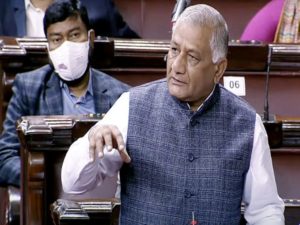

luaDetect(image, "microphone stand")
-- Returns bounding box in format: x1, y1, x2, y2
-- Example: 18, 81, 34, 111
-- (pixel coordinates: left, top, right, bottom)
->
262, 45, 282, 148
171, 0, 191, 25
263, 46, 272, 122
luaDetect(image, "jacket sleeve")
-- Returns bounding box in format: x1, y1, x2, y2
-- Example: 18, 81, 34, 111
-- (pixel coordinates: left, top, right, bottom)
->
0, 1, 19, 36
107, 0, 140, 38
84, 0, 140, 38
0, 75, 30, 187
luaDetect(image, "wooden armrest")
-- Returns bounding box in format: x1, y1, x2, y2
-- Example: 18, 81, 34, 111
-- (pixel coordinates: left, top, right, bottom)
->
50, 198, 120, 225
0, 186, 20, 225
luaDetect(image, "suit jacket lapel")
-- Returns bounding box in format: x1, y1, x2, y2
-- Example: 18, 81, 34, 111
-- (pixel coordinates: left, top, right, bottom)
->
44, 69, 111, 116
44, 72, 63, 115
91, 69, 110, 114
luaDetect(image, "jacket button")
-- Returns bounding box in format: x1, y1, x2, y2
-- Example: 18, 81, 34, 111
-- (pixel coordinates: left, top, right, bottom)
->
184, 190, 192, 198
188, 153, 195, 162
190, 119, 198, 126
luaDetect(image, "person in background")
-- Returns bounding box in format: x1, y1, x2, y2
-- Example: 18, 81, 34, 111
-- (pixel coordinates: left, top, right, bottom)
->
61, 4, 285, 225
0, 0, 139, 38
240, 0, 284, 42
0, 0, 130, 188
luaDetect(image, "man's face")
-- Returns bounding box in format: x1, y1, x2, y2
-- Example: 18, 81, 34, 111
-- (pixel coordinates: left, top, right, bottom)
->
47, 16, 89, 51
167, 22, 224, 110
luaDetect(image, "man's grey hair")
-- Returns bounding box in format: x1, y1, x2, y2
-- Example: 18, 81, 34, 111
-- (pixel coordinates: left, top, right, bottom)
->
174, 4, 229, 63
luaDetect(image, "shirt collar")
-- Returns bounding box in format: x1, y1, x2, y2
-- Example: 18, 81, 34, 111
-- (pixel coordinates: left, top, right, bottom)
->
59, 68, 94, 97
25, 0, 43, 11
187, 85, 216, 111
25, 0, 33, 9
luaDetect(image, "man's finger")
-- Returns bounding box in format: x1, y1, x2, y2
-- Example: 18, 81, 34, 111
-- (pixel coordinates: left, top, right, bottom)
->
95, 134, 104, 158
118, 145, 131, 163
108, 126, 131, 163
89, 139, 96, 161
88, 125, 104, 160
101, 127, 114, 151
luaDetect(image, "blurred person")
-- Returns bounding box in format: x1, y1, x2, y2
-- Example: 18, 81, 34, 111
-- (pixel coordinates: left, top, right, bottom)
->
240, 0, 285, 42
0, 0, 139, 38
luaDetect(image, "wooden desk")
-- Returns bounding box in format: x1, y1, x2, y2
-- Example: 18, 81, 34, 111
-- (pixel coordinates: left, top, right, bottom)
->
272, 148, 300, 199
50, 199, 120, 225
2, 37, 300, 126
17, 115, 119, 225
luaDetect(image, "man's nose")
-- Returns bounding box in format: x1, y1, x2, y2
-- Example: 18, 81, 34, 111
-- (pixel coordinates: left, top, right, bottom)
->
171, 53, 187, 74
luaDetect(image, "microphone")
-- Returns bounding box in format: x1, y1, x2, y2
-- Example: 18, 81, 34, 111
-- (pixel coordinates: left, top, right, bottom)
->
262, 45, 282, 148
164, 54, 168, 62
263, 46, 272, 122
171, 0, 191, 25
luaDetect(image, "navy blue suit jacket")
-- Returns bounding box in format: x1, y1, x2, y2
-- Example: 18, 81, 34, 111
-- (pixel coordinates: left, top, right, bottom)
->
0, 0, 139, 38
0, 65, 130, 186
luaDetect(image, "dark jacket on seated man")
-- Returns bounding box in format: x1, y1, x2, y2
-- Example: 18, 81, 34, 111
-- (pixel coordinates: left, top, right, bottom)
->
0, 0, 130, 187
0, 0, 139, 38
0, 65, 129, 187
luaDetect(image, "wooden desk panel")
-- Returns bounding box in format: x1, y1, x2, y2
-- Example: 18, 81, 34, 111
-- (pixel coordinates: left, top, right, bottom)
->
224, 72, 300, 116
3, 37, 300, 122
17, 115, 113, 225
272, 149, 300, 199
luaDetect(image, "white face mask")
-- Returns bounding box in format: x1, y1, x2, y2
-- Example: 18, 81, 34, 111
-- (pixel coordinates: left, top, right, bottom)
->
48, 40, 89, 81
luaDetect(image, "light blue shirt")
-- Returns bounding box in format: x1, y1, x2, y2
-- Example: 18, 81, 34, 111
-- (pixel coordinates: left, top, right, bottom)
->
61, 71, 95, 115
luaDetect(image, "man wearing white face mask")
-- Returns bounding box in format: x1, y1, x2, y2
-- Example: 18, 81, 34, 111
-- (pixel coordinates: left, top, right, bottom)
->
0, 0, 130, 195
48, 36, 90, 82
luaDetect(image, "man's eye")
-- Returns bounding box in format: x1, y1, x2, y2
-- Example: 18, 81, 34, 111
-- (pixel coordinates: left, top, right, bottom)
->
70, 33, 80, 39
51, 38, 61, 44
170, 47, 179, 57
188, 55, 200, 65
171, 47, 178, 53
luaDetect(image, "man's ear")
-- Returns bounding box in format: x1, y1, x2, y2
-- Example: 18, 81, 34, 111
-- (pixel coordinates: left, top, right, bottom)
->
88, 29, 95, 49
214, 58, 227, 83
